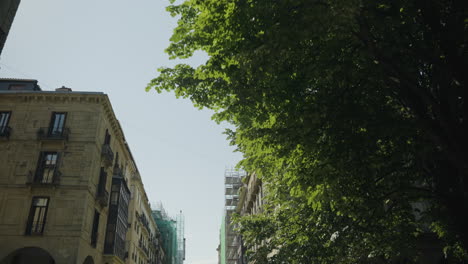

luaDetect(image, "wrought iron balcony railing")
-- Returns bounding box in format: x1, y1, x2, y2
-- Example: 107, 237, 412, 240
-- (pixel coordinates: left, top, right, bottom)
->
37, 127, 70, 140
0, 126, 11, 139
137, 212, 151, 235
138, 239, 150, 256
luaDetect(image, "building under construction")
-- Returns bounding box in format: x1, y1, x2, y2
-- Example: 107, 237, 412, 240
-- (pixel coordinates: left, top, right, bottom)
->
152, 203, 185, 264
219, 169, 245, 264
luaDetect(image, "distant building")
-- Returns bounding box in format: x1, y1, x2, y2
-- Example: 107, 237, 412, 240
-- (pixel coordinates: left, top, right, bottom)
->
0, 0, 21, 57
151, 204, 185, 264
232, 171, 444, 264
235, 172, 264, 264
0, 78, 163, 264
127, 170, 164, 264
219, 169, 244, 264
0, 78, 40, 91
217, 170, 264, 264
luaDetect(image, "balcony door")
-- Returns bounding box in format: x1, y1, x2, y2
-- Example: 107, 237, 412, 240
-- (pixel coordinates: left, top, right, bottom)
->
49, 112, 66, 136
0, 111, 11, 133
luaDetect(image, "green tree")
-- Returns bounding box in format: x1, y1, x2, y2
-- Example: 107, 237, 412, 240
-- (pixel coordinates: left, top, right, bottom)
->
147, 0, 467, 262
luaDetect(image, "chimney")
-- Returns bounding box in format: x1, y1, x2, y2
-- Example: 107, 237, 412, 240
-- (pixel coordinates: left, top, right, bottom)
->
55, 86, 72, 92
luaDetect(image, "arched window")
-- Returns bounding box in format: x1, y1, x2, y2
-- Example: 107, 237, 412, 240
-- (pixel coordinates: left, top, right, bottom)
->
1, 247, 55, 264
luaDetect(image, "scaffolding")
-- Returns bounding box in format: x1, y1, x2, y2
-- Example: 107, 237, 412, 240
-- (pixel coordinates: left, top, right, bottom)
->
152, 203, 185, 264
176, 211, 185, 264
220, 169, 245, 264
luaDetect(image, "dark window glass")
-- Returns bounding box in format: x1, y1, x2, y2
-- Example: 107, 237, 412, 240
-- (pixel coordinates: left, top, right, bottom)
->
114, 152, 119, 168
105, 222, 115, 245
35, 152, 59, 183
91, 210, 100, 247
104, 129, 111, 145
112, 185, 119, 192
49, 112, 67, 136
111, 192, 119, 205
106, 230, 114, 244
25, 197, 49, 235
0, 111, 11, 133
97, 167, 107, 194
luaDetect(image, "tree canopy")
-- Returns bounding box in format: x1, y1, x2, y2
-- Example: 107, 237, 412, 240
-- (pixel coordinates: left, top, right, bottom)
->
147, 0, 468, 262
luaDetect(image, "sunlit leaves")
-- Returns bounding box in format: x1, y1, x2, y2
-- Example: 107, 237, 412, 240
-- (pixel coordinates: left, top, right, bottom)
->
148, 0, 468, 262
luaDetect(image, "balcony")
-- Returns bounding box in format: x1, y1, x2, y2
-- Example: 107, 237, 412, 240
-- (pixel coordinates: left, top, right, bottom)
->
137, 212, 151, 234
101, 144, 114, 167
27, 170, 61, 186
96, 188, 109, 207
150, 235, 160, 248
37, 127, 70, 141
138, 239, 150, 256
0, 126, 11, 139
96, 170, 109, 207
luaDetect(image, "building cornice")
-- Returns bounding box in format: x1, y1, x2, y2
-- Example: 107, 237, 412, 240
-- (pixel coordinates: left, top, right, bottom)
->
0, 91, 139, 181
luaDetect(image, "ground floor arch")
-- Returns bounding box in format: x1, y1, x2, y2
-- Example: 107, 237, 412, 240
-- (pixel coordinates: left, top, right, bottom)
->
83, 256, 94, 264
0, 247, 55, 264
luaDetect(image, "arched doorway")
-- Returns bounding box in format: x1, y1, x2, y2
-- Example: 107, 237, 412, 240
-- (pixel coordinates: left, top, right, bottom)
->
83, 256, 94, 264
1, 247, 55, 264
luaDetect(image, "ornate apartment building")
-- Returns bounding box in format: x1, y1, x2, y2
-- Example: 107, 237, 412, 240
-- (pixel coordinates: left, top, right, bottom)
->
218, 171, 264, 264
235, 172, 264, 264
0, 79, 163, 264
127, 171, 164, 264
219, 170, 244, 264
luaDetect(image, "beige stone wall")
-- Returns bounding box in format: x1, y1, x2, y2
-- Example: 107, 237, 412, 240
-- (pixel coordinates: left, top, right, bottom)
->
0, 91, 134, 264
126, 171, 160, 264
238, 173, 263, 217
127, 176, 146, 264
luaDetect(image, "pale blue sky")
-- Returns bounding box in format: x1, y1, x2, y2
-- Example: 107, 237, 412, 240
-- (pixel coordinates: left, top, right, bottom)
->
0, 1, 242, 264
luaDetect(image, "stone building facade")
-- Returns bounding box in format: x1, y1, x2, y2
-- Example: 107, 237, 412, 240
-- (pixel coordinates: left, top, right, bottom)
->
219, 170, 244, 264
0, 79, 163, 264
234, 172, 264, 264
126, 171, 164, 264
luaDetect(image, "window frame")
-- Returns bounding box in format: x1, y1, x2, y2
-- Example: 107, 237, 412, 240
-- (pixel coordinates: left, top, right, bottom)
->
25, 197, 50, 235
110, 184, 119, 205
114, 152, 119, 168
91, 210, 100, 247
48, 112, 67, 137
97, 167, 108, 195
104, 129, 111, 145
0, 111, 11, 134
35, 151, 59, 184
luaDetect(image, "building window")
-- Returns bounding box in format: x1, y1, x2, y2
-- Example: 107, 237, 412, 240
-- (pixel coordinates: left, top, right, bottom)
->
25, 197, 49, 235
35, 152, 59, 183
110, 184, 119, 205
104, 129, 111, 145
114, 152, 119, 168
105, 224, 115, 245
48, 112, 67, 136
98, 167, 108, 194
91, 210, 100, 247
0, 111, 11, 134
